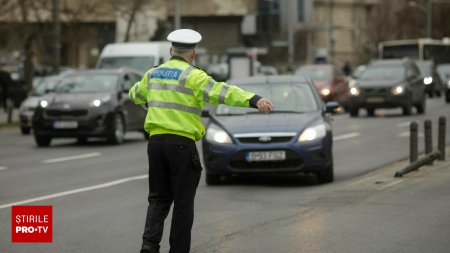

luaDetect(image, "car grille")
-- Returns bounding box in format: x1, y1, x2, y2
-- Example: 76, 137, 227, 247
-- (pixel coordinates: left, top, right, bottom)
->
229, 149, 302, 170
235, 133, 296, 144
362, 87, 388, 96
45, 109, 88, 118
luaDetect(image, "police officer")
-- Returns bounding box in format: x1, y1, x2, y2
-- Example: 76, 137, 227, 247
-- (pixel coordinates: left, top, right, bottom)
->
129, 29, 273, 253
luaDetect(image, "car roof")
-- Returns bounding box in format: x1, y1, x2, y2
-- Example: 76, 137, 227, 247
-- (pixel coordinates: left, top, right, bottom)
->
228, 75, 312, 86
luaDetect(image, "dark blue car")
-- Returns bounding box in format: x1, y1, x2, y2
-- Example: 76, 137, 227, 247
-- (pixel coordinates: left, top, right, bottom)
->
202, 75, 337, 185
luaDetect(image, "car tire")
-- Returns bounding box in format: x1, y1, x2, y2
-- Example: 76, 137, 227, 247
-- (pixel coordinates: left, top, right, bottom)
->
366, 108, 375, 117
20, 127, 30, 135
205, 174, 221, 185
402, 98, 412, 116
349, 107, 358, 117
77, 137, 88, 144
108, 113, 125, 144
316, 162, 334, 184
446, 92, 450, 103
35, 135, 51, 147
416, 96, 426, 114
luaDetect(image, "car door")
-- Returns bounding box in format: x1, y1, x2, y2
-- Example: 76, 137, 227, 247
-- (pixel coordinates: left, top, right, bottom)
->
121, 73, 145, 130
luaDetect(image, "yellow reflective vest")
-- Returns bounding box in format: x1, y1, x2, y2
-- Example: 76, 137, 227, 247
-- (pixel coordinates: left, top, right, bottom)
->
129, 56, 258, 141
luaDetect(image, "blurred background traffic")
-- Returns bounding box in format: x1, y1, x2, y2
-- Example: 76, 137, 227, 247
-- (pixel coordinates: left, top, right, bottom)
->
1, 0, 450, 128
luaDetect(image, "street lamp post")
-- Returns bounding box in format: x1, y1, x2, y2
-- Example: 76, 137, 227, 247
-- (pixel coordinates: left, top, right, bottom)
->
408, 0, 432, 38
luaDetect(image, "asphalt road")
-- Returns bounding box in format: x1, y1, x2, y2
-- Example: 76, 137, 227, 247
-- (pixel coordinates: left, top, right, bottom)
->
1, 97, 450, 252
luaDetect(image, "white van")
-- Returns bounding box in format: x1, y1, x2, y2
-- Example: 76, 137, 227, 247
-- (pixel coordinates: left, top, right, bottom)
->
96, 42, 171, 74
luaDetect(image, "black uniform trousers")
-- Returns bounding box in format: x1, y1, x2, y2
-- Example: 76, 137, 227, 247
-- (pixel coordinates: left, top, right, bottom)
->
142, 134, 201, 253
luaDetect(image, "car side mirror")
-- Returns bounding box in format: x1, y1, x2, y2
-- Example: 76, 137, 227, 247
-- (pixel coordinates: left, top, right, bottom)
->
325, 101, 340, 113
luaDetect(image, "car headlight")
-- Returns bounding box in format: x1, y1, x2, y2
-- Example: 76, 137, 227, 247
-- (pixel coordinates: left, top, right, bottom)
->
206, 123, 232, 144
298, 124, 326, 142
40, 100, 48, 108
320, 88, 331, 96
90, 95, 111, 107
447, 80, 450, 88
391, 84, 405, 96
350, 87, 360, 96
423, 76, 433, 85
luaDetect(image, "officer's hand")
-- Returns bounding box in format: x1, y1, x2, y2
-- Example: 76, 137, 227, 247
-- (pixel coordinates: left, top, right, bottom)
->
256, 98, 273, 113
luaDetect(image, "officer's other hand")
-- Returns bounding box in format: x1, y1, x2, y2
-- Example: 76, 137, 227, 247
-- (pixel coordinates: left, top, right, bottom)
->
256, 98, 273, 113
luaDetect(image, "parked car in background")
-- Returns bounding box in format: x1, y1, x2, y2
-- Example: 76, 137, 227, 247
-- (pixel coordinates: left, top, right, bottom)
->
19, 75, 65, 134
32, 69, 146, 147
347, 59, 425, 117
295, 64, 349, 109
437, 63, 450, 103
416, 60, 442, 97
202, 75, 338, 185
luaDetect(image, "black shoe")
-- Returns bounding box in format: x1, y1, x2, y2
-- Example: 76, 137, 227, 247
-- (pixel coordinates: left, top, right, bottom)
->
140, 245, 158, 253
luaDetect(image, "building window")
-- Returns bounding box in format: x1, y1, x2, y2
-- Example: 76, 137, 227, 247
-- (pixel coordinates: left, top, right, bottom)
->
298, 0, 305, 22
257, 0, 280, 35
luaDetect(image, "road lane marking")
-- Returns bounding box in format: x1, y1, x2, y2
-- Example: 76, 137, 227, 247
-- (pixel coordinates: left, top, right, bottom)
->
398, 131, 424, 138
0, 174, 148, 210
333, 132, 360, 141
42, 152, 101, 164
0, 166, 7, 171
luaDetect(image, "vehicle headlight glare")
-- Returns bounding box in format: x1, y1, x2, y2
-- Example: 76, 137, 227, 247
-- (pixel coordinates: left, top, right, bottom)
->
321, 88, 331, 96
299, 124, 326, 142
40, 100, 48, 108
423, 76, 433, 85
91, 99, 101, 107
350, 87, 360, 96
392, 85, 405, 96
206, 124, 232, 144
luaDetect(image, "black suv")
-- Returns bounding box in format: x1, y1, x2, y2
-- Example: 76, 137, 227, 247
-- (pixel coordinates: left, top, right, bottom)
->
348, 59, 425, 117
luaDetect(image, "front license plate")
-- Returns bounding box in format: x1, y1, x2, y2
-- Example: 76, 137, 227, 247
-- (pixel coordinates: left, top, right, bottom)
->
246, 151, 286, 162
366, 97, 385, 103
53, 121, 78, 129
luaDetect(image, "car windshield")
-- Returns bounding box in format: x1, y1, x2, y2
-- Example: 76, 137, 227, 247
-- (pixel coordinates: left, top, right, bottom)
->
55, 74, 119, 94
216, 82, 319, 115
416, 62, 432, 76
359, 65, 405, 81
295, 67, 332, 81
32, 77, 60, 96
98, 56, 155, 73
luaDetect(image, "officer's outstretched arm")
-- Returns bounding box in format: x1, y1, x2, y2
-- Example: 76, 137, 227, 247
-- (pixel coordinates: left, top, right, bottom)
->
129, 71, 150, 105
193, 70, 256, 108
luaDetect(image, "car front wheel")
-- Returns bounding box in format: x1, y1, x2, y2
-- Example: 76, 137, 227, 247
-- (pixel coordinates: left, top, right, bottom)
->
35, 135, 51, 147
108, 113, 125, 144
316, 162, 334, 184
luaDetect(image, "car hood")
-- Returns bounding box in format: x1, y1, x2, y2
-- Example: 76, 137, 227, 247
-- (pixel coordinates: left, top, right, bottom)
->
21, 96, 41, 108
356, 79, 403, 87
211, 112, 324, 136
41, 93, 113, 108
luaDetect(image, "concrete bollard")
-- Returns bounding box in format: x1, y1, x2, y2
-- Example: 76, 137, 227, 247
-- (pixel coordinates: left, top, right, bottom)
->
438, 117, 446, 161
410, 122, 418, 163
395, 150, 442, 177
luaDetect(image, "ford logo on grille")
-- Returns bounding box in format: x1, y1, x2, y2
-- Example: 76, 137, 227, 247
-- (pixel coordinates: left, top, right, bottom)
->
259, 136, 272, 142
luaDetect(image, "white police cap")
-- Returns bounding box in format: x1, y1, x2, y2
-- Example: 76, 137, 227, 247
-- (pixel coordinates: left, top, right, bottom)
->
167, 29, 202, 49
